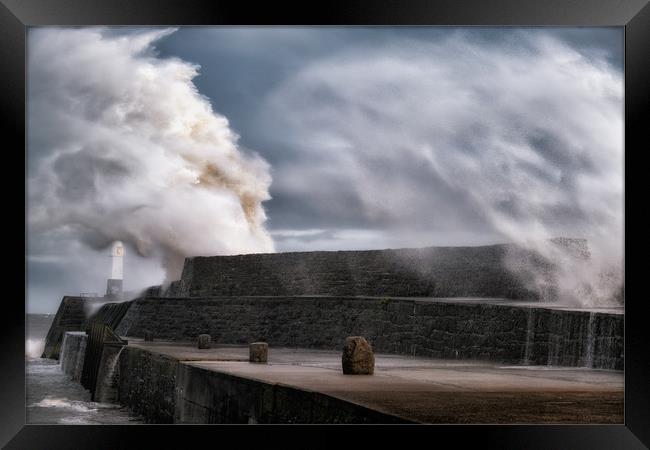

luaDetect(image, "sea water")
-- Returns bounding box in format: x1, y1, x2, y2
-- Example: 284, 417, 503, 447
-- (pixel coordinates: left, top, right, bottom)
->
26, 356, 143, 424
26, 314, 143, 424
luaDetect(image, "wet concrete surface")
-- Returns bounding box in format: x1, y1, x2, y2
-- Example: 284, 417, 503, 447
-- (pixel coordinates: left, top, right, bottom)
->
388, 297, 624, 315
126, 340, 623, 423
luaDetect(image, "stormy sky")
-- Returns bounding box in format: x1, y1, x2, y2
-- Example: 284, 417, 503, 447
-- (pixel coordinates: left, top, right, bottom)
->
26, 27, 623, 313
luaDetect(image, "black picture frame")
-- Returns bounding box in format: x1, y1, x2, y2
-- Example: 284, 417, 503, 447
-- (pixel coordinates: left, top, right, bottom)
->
4, 0, 648, 448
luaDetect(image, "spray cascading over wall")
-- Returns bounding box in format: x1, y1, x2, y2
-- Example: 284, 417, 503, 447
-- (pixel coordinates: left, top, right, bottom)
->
154, 240, 599, 302
265, 32, 623, 308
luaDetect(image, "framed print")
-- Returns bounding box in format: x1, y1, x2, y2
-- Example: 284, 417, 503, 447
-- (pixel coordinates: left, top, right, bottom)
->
3, 0, 649, 448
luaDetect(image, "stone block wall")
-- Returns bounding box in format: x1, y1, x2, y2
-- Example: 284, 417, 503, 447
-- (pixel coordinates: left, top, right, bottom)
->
175, 244, 564, 300
522, 308, 623, 369
117, 346, 178, 423
42, 297, 90, 359
59, 331, 87, 382
114, 346, 408, 424
115, 296, 623, 370
174, 363, 409, 424
42, 296, 126, 360
84, 301, 134, 330
95, 343, 127, 404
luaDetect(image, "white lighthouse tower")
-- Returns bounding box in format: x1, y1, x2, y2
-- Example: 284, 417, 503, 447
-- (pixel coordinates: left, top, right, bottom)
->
105, 240, 124, 298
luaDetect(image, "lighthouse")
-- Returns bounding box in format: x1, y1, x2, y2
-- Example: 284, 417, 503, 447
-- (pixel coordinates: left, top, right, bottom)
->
105, 241, 124, 298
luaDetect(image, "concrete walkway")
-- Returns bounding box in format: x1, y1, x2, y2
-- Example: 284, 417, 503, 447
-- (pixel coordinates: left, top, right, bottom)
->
126, 340, 623, 423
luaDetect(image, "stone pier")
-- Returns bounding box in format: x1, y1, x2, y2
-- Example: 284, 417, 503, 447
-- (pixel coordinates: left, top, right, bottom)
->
110, 341, 623, 424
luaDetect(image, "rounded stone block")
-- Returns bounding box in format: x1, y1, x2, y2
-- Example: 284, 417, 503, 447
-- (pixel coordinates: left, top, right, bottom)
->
144, 330, 154, 342
197, 334, 211, 349
249, 342, 268, 363
342, 336, 375, 375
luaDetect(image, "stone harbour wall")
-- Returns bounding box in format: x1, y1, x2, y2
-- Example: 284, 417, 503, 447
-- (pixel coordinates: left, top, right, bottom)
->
42, 296, 126, 360
84, 301, 133, 330
59, 331, 87, 382
117, 346, 178, 423
42, 297, 90, 359
174, 243, 570, 300
112, 346, 407, 424
115, 296, 623, 370
174, 363, 408, 424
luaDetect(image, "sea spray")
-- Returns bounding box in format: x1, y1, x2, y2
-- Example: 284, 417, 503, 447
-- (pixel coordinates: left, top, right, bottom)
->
26, 338, 45, 359
265, 31, 623, 307
59, 333, 69, 366
28, 28, 275, 282
523, 308, 535, 365
96, 345, 127, 403
584, 312, 597, 368
27, 358, 142, 424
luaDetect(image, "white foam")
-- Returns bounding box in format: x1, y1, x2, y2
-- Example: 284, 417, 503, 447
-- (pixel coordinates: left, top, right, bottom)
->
26, 338, 45, 358
31, 397, 98, 413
